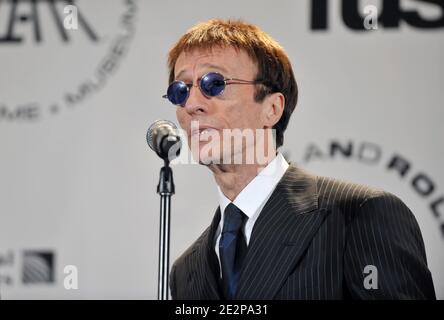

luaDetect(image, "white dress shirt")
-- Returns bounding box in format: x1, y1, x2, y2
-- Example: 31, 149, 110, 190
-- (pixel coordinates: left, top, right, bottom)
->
214, 152, 289, 276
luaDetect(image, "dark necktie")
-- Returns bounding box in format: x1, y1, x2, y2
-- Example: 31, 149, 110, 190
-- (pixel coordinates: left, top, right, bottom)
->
219, 203, 248, 299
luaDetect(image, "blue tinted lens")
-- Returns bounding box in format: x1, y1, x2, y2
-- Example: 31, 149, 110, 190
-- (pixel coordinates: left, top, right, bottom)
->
167, 81, 189, 105
200, 73, 226, 97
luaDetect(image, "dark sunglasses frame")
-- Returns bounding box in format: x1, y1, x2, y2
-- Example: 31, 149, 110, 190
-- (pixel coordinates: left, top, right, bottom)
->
162, 72, 267, 106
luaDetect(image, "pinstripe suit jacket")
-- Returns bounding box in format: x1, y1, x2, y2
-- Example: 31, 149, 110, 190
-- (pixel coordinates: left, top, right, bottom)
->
170, 165, 436, 300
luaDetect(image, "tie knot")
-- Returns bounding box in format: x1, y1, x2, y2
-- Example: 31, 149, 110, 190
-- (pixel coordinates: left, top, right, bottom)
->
222, 203, 246, 234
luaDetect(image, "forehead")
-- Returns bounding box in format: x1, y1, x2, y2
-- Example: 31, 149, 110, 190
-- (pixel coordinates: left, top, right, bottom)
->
174, 46, 257, 78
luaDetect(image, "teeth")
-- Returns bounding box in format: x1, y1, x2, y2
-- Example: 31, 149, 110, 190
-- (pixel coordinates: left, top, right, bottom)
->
200, 129, 211, 135
191, 128, 216, 138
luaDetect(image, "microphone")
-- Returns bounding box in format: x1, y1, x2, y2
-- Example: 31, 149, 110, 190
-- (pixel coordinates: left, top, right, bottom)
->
147, 120, 180, 300
146, 120, 181, 162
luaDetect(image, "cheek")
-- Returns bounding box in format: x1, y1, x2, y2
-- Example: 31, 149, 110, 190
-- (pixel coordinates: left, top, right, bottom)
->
176, 108, 188, 128
226, 89, 263, 128
226, 102, 262, 129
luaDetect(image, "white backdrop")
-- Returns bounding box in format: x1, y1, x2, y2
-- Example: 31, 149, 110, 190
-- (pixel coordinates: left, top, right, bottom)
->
0, 0, 443, 299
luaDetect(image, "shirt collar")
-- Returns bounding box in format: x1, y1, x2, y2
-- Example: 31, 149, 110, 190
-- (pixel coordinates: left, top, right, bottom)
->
217, 152, 289, 219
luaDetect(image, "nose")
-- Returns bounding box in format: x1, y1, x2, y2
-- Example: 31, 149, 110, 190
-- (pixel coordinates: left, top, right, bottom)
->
183, 83, 209, 116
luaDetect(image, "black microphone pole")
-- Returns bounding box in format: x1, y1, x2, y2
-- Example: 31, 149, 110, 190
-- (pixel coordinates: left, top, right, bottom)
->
147, 120, 181, 300
157, 158, 174, 300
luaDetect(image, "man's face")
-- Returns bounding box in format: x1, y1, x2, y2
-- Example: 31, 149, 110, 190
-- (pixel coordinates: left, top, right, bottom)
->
174, 46, 269, 165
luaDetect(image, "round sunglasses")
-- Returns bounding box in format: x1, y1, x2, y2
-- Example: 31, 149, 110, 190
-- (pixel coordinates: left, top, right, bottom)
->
162, 72, 266, 106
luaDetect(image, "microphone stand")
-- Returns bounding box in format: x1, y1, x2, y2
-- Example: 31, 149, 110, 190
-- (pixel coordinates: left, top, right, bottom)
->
157, 159, 174, 300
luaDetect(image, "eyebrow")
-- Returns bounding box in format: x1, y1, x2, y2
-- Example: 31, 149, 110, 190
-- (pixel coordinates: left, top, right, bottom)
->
175, 64, 229, 80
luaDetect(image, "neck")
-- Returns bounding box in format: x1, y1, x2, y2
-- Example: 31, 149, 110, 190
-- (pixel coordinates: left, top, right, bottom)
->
208, 151, 277, 201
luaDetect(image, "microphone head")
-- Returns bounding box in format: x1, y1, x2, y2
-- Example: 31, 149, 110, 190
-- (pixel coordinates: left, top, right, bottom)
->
146, 120, 181, 161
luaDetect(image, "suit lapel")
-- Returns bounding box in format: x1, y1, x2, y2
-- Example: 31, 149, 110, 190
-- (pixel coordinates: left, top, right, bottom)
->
236, 165, 329, 299
189, 207, 222, 299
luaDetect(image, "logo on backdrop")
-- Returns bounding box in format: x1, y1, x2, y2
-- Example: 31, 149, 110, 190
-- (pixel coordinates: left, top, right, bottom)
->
0, 0, 137, 122
286, 139, 444, 239
22, 250, 55, 284
0, 249, 80, 295
310, 0, 444, 30
0, 249, 55, 287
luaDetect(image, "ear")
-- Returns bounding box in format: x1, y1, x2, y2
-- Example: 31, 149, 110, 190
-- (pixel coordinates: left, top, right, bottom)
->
261, 92, 285, 128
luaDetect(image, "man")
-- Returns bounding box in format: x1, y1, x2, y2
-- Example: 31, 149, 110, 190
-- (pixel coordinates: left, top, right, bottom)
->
164, 19, 436, 299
